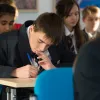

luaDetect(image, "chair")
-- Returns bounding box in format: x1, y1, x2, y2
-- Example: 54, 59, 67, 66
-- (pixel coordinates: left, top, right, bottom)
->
34, 67, 74, 100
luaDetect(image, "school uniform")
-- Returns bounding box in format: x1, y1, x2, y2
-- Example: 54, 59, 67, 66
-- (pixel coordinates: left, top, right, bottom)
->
0, 20, 75, 100
74, 37, 100, 100
64, 26, 78, 54
82, 28, 100, 42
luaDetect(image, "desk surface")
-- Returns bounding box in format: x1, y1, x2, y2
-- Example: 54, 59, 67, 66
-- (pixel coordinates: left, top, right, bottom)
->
0, 78, 36, 88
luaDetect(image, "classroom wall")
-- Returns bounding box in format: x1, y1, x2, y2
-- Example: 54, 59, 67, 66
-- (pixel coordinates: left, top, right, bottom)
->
16, 0, 100, 31
15, 0, 85, 29
15, 0, 53, 24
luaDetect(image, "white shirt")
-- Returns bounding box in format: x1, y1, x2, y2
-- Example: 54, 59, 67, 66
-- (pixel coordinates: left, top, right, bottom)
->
65, 26, 77, 54
85, 29, 97, 39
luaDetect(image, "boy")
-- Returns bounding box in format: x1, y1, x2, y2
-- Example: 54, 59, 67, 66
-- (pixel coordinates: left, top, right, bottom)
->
82, 6, 100, 41
0, 12, 66, 100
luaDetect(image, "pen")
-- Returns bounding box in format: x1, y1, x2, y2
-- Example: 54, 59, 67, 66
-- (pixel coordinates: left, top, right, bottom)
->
27, 53, 40, 69
27, 53, 33, 65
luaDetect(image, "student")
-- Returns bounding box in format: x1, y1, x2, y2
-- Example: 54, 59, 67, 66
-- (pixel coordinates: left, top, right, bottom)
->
0, 0, 21, 30
0, 12, 69, 100
56, 0, 84, 55
82, 6, 100, 42
74, 36, 100, 100
0, 0, 18, 17
0, 4, 15, 34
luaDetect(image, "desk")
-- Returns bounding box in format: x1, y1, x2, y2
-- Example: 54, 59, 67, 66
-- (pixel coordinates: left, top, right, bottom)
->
0, 78, 36, 100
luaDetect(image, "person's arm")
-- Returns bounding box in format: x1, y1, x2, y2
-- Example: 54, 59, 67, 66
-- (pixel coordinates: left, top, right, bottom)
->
0, 35, 17, 78
11, 65, 38, 78
56, 42, 76, 67
0, 48, 38, 78
74, 42, 100, 100
0, 34, 38, 78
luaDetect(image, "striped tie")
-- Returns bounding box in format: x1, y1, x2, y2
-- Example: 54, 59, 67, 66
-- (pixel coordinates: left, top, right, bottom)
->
67, 35, 74, 53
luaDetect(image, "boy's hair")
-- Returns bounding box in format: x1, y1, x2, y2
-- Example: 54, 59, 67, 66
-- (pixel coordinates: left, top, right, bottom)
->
56, 0, 79, 18
82, 6, 100, 19
0, 4, 15, 17
34, 12, 65, 45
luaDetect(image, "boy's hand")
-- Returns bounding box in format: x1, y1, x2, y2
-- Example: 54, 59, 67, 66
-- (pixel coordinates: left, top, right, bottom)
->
11, 64, 38, 78
35, 51, 55, 70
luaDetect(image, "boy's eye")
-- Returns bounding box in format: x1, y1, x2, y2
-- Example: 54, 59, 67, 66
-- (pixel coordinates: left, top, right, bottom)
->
9, 21, 14, 26
88, 18, 93, 21
38, 40, 43, 43
38, 41, 42, 43
68, 14, 72, 16
1, 22, 7, 25
95, 18, 100, 21
75, 12, 79, 16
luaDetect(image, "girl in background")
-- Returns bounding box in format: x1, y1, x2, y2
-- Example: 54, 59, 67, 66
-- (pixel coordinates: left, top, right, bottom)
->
56, 0, 84, 54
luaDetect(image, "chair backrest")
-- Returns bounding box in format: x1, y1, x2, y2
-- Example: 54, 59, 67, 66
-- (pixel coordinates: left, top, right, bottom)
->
34, 67, 74, 100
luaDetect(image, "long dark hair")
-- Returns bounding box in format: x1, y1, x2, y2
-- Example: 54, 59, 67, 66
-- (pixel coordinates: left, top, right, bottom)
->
56, 0, 84, 49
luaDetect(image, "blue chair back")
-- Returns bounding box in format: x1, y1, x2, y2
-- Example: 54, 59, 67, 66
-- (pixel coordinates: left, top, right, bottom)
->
34, 67, 74, 100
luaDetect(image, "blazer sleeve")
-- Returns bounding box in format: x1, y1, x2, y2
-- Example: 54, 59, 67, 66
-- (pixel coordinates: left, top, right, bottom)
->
0, 34, 16, 78
74, 42, 100, 100
56, 41, 76, 67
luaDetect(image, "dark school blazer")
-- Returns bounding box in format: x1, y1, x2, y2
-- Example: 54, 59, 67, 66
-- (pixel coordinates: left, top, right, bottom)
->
0, 20, 75, 100
74, 37, 100, 100
0, 20, 75, 78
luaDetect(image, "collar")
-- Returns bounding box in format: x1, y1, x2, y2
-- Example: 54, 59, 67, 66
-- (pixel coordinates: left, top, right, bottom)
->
18, 23, 32, 65
64, 25, 74, 36
27, 25, 31, 38
85, 29, 97, 38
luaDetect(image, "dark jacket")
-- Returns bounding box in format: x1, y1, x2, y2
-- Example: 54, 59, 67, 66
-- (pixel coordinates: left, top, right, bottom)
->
0, 20, 75, 78
82, 29, 100, 42
74, 37, 100, 100
0, 20, 75, 100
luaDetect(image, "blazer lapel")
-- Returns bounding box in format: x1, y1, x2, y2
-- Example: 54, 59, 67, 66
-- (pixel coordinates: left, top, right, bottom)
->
83, 29, 89, 41
17, 23, 32, 66
48, 45, 60, 65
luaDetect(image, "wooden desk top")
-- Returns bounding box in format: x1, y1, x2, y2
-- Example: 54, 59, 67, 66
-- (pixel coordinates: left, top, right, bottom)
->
0, 78, 36, 88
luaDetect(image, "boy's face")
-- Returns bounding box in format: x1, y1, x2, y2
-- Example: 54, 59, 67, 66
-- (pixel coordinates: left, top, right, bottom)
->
29, 25, 53, 53
83, 13, 100, 32
64, 4, 79, 30
0, 15, 14, 34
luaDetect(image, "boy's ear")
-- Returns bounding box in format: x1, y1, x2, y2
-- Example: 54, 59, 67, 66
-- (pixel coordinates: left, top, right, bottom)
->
30, 25, 34, 32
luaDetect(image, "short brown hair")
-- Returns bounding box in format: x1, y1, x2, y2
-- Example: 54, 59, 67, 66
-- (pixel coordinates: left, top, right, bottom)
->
34, 12, 65, 45
82, 6, 100, 19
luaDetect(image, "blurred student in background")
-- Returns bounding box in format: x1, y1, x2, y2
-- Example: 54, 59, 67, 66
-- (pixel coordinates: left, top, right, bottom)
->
82, 6, 100, 42
55, 0, 85, 66
74, 28, 100, 100
0, 0, 22, 30
0, 4, 15, 34
56, 0, 84, 55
